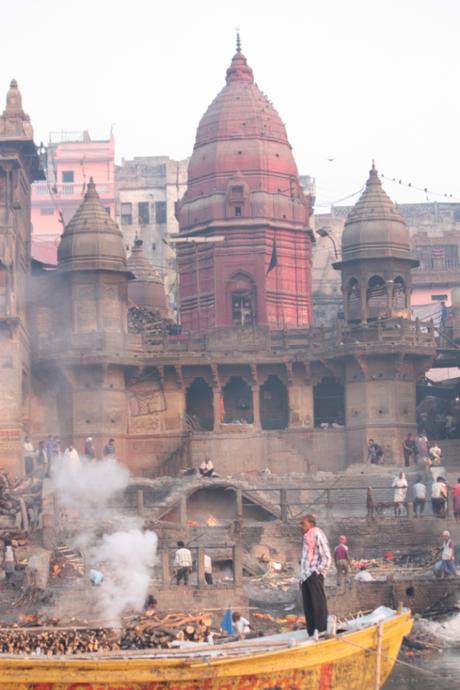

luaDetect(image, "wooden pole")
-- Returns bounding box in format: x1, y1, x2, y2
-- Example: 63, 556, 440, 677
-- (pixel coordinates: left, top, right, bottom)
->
280, 488, 288, 523
374, 621, 383, 690
197, 545, 205, 587
161, 550, 170, 584
179, 494, 187, 526
137, 489, 144, 516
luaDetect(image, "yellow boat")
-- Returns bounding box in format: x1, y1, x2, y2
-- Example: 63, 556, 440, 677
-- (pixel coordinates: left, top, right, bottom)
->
0, 607, 412, 690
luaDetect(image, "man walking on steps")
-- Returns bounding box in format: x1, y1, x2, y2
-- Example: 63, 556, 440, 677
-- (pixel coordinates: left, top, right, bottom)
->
299, 514, 331, 636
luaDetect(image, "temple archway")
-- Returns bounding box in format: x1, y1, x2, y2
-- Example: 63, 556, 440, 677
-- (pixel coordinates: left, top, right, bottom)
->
367, 275, 387, 320
223, 376, 253, 424
186, 378, 214, 431
227, 273, 256, 326
393, 276, 407, 310
260, 375, 289, 430
313, 377, 345, 427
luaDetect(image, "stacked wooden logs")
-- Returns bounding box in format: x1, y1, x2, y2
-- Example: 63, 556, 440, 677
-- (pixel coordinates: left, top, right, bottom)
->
0, 614, 220, 655
0, 628, 120, 656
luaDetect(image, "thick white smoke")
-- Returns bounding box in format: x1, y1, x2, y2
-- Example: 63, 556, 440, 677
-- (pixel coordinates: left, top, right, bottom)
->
90, 529, 158, 626
51, 455, 157, 625
418, 613, 460, 646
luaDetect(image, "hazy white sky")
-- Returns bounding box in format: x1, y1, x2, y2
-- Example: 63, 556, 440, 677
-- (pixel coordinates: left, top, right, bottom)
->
2, 0, 460, 208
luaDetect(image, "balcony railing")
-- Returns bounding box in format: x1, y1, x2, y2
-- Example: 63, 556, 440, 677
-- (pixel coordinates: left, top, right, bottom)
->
32, 182, 114, 197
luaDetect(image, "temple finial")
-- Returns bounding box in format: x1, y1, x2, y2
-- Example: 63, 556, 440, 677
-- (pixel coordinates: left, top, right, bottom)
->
371, 159, 376, 171
236, 29, 241, 53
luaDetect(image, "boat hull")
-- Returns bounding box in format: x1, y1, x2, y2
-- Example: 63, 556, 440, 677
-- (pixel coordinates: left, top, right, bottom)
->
0, 610, 412, 690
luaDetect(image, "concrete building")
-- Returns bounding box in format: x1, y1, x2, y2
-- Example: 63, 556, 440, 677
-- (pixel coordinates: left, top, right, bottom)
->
30, 130, 115, 260
115, 156, 188, 310
0, 43, 436, 476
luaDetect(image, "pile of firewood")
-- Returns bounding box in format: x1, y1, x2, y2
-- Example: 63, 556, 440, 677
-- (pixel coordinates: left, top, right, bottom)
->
0, 627, 120, 656
120, 613, 216, 650
0, 613, 220, 655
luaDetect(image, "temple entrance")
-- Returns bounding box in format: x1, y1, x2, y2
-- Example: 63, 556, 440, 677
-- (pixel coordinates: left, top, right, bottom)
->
186, 378, 214, 431
223, 376, 253, 424
313, 377, 345, 427
260, 375, 289, 430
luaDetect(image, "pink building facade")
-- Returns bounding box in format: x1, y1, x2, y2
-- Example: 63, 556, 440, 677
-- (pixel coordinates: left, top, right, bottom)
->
31, 131, 115, 261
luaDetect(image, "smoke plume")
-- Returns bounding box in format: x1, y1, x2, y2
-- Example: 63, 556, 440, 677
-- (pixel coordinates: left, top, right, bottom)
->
51, 455, 157, 625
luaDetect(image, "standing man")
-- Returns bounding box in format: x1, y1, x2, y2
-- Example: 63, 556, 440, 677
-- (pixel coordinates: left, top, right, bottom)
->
412, 477, 427, 517
103, 438, 116, 457
431, 477, 445, 517
392, 472, 408, 517
415, 432, 428, 464
402, 433, 416, 467
204, 553, 213, 585
367, 439, 383, 465
334, 535, 350, 588
174, 541, 193, 585
63, 444, 81, 474
440, 531, 457, 578
299, 514, 331, 636
23, 436, 35, 476
84, 437, 95, 460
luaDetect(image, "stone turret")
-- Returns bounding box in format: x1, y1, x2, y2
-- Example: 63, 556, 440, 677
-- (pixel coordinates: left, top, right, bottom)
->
54, 178, 130, 457
334, 163, 418, 323
57, 178, 129, 348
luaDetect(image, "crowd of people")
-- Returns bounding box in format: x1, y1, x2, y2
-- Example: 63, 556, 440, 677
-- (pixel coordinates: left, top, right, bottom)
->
389, 472, 460, 519
21, 436, 117, 476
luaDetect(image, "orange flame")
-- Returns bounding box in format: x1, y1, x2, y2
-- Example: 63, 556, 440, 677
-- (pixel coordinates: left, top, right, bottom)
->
206, 514, 218, 527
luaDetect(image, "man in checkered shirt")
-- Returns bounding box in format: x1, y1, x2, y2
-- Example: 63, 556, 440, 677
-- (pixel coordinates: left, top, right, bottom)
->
299, 514, 332, 636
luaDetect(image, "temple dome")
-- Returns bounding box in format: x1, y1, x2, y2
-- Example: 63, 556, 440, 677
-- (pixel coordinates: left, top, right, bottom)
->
127, 239, 169, 315
341, 164, 416, 264
177, 41, 311, 232
127, 239, 163, 284
58, 178, 128, 273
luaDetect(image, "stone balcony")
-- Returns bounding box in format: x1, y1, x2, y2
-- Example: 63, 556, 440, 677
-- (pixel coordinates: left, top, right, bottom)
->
32, 318, 436, 366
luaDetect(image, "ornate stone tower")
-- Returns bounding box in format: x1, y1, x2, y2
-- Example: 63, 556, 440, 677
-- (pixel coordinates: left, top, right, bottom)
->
176, 38, 313, 331
56, 178, 130, 455
336, 163, 418, 324
334, 164, 434, 464
0, 80, 43, 470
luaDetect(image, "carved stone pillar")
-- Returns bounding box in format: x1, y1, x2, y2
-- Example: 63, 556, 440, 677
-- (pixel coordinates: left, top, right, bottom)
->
251, 385, 261, 428
212, 387, 221, 431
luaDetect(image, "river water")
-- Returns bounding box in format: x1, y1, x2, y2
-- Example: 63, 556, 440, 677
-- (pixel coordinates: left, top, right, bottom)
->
384, 612, 460, 690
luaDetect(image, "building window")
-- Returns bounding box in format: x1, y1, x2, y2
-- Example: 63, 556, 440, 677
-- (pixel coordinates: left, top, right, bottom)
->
416, 245, 459, 270
40, 208, 54, 216
62, 171, 74, 183
121, 202, 133, 225
235, 206, 242, 217
138, 201, 150, 225
431, 294, 448, 301
232, 291, 254, 326
155, 201, 167, 224
105, 207, 111, 216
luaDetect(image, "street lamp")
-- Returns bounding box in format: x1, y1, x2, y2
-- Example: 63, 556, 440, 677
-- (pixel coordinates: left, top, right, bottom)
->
316, 226, 339, 259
